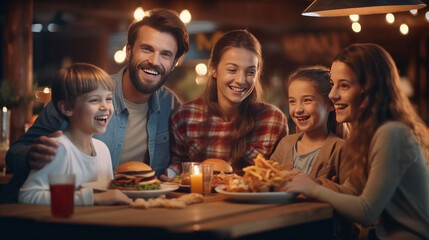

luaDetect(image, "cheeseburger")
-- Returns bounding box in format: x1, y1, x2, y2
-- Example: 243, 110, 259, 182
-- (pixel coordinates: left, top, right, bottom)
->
110, 161, 161, 190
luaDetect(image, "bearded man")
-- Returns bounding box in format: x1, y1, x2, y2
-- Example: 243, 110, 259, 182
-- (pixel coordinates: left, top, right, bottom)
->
1, 9, 189, 203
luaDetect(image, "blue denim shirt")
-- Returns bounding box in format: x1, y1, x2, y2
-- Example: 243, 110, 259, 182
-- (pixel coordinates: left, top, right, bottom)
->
2, 67, 179, 203
96, 67, 180, 175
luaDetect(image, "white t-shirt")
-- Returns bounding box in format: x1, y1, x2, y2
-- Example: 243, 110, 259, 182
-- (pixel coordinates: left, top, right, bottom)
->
18, 135, 113, 205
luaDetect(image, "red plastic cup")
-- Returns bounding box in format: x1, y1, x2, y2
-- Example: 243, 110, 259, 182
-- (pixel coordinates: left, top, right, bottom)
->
49, 174, 75, 218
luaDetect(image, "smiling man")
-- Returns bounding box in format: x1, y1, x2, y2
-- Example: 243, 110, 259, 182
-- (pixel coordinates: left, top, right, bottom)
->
1, 9, 189, 203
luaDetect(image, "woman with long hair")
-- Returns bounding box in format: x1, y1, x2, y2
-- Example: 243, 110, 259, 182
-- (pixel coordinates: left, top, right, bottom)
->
168, 29, 288, 175
284, 43, 429, 239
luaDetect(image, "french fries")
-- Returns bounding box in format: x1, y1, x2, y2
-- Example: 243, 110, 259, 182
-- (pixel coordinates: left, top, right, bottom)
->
226, 154, 297, 192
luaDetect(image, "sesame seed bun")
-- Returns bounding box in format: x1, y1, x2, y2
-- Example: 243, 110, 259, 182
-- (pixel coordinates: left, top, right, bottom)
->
115, 161, 152, 174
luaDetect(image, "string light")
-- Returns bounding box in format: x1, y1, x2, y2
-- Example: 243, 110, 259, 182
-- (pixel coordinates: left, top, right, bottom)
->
114, 50, 126, 64
349, 14, 359, 22
386, 13, 395, 24
425, 11, 429, 22
195, 63, 208, 85
351, 22, 361, 33
195, 63, 208, 76
400, 23, 409, 35
134, 7, 144, 21
180, 9, 192, 24
410, 9, 418, 15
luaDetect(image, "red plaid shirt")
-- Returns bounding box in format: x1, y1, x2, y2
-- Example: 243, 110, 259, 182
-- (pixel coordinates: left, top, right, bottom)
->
169, 98, 288, 174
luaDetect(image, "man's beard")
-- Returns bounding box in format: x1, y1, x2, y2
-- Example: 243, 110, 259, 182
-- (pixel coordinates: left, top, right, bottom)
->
128, 54, 171, 94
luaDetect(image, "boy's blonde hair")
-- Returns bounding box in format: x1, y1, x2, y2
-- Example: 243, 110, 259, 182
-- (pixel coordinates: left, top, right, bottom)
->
51, 63, 114, 119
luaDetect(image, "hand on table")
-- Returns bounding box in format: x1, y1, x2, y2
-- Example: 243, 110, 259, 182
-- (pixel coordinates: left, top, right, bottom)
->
28, 131, 62, 169
283, 172, 321, 198
94, 189, 131, 205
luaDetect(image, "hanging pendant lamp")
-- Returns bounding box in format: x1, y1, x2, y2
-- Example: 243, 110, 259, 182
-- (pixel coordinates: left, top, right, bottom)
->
302, 0, 427, 17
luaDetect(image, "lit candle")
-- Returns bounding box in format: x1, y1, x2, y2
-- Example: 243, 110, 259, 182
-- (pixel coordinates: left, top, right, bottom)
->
190, 165, 203, 194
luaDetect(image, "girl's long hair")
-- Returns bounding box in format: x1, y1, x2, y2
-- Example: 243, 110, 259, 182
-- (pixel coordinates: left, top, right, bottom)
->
336, 43, 429, 191
202, 29, 263, 169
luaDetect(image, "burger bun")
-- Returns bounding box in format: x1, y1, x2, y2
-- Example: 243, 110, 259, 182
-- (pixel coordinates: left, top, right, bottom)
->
202, 158, 233, 174
115, 161, 152, 174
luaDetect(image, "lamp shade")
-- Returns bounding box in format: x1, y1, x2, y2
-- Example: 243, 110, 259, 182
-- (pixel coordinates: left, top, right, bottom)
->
302, 0, 427, 17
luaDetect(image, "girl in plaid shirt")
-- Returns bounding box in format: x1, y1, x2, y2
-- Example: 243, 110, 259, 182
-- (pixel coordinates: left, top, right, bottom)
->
168, 29, 288, 176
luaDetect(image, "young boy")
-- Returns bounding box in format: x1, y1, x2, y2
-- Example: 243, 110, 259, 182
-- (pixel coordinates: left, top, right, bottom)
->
19, 63, 130, 205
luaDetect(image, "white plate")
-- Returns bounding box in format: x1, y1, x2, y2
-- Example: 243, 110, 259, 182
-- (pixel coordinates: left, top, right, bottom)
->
81, 180, 179, 199
215, 185, 297, 203
122, 184, 179, 199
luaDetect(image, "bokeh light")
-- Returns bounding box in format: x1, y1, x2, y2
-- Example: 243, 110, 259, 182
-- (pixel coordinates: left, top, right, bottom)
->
180, 9, 192, 24
134, 7, 144, 21
195, 63, 208, 76
386, 13, 395, 24
349, 14, 359, 22
400, 23, 409, 35
351, 22, 361, 33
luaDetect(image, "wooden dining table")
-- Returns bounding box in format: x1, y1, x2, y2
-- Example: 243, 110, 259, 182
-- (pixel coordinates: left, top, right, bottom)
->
0, 191, 334, 240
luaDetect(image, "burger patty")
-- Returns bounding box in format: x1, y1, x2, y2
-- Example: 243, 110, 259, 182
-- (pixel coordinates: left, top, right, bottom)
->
110, 176, 161, 190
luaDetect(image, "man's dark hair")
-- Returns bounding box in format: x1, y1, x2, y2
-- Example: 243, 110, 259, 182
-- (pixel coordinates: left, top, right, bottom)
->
127, 8, 190, 60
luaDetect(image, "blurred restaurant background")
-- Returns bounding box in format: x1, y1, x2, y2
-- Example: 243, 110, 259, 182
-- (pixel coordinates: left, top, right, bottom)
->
1, 0, 429, 148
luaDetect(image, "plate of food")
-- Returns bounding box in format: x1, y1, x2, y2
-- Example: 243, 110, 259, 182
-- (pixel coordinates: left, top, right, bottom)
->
82, 161, 179, 198
121, 184, 179, 198
83, 180, 179, 198
214, 154, 298, 203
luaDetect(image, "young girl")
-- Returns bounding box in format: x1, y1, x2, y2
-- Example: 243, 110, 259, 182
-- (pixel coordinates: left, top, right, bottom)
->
285, 43, 429, 239
168, 29, 288, 176
19, 63, 130, 205
271, 66, 355, 194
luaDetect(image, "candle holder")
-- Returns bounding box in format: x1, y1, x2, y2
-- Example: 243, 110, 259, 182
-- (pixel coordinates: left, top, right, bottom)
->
181, 162, 198, 186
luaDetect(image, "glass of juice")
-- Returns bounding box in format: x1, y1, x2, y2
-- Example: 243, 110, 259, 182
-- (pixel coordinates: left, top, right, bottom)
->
202, 164, 214, 195
48, 174, 75, 218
